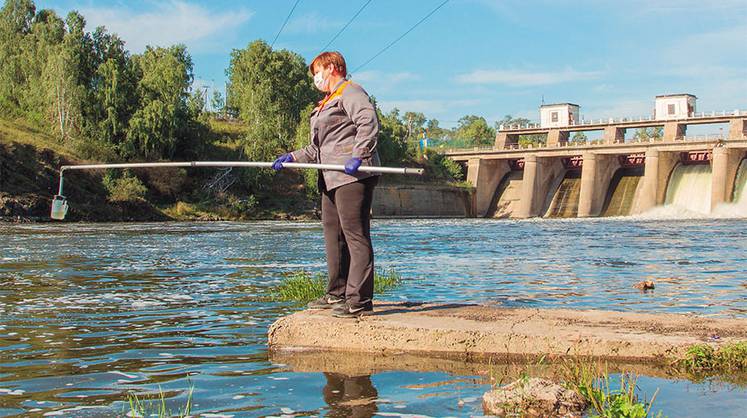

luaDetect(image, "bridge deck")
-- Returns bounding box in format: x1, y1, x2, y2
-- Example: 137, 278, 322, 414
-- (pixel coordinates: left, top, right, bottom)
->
444, 138, 747, 161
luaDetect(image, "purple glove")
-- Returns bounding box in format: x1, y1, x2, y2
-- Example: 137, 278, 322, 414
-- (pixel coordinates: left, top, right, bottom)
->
272, 153, 294, 170
344, 157, 362, 175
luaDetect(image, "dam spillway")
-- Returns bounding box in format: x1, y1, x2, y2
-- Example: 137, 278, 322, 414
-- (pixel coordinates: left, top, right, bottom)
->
664, 163, 713, 215
733, 159, 747, 205
545, 170, 582, 218
489, 171, 523, 218
601, 166, 644, 217
452, 143, 747, 219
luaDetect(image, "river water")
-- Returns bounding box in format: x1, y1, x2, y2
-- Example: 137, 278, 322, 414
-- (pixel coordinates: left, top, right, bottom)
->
1, 219, 746, 417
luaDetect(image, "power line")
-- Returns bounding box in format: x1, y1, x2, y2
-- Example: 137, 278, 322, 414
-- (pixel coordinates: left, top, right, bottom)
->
319, 0, 374, 53
270, 0, 303, 48
351, 0, 449, 74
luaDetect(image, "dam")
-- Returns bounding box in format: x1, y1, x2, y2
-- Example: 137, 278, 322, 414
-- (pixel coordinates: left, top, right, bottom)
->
445, 94, 747, 218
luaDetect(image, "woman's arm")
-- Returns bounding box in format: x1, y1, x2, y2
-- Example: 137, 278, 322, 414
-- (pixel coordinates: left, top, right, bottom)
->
341, 84, 379, 159
290, 141, 319, 163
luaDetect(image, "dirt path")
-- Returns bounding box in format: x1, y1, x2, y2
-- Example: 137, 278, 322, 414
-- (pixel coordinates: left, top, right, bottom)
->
268, 302, 747, 362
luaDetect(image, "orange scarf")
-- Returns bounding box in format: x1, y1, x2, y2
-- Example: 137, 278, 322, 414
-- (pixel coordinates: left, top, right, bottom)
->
317, 80, 351, 111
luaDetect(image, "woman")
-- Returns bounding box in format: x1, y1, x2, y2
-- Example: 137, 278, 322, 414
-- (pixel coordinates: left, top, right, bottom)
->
273, 51, 381, 318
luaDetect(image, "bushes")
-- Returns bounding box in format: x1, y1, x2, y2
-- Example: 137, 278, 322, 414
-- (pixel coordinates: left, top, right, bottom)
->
103, 171, 146, 202
425, 150, 465, 182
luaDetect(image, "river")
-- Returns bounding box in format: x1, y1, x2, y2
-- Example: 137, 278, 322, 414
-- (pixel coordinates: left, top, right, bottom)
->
1, 219, 746, 417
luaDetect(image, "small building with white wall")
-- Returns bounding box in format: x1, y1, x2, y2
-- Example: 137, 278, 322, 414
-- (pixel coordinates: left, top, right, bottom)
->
655, 94, 696, 120
540, 103, 580, 128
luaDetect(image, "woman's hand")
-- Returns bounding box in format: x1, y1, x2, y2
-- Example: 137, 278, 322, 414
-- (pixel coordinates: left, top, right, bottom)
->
344, 157, 362, 174
272, 153, 294, 170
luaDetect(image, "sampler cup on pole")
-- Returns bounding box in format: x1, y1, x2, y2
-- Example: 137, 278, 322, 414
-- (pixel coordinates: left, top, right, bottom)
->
50, 195, 68, 220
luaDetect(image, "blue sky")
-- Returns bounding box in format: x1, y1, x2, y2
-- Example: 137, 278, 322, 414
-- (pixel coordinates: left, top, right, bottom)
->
39, 0, 747, 130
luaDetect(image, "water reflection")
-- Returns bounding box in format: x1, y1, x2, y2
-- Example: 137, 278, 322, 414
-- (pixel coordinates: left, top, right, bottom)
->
323, 373, 378, 418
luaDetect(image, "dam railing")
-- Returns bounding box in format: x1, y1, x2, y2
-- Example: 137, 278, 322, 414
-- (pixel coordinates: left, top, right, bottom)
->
441, 134, 747, 155
498, 109, 747, 131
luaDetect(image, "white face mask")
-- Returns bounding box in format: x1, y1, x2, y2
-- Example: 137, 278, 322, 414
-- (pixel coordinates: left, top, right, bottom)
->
313, 68, 328, 91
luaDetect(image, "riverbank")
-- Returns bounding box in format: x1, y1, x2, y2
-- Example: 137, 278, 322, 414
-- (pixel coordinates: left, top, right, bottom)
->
268, 302, 747, 363
1, 118, 472, 222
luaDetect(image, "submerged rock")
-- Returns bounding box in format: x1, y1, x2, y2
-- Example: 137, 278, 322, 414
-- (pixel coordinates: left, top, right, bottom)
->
634, 280, 656, 291
482, 377, 587, 418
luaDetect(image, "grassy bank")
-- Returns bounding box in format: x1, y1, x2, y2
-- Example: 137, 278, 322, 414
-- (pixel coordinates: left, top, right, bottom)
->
0, 117, 316, 222
675, 341, 747, 374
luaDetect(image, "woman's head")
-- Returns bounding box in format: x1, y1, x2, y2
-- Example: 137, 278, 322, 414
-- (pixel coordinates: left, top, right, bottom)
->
310, 51, 347, 92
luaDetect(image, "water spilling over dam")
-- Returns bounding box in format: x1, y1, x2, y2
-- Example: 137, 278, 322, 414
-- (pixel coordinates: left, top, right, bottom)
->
664, 163, 713, 214
545, 170, 581, 218
602, 167, 644, 217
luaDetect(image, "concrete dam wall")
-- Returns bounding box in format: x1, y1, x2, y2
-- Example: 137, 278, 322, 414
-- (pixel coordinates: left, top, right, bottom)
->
372, 183, 473, 218
461, 145, 747, 219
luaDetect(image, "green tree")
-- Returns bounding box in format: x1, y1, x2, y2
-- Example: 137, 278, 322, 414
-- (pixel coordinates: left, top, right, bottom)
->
226, 40, 317, 189
377, 107, 411, 164
211, 90, 225, 116
425, 118, 451, 140
570, 131, 588, 144
226, 40, 317, 161
0, 0, 37, 112
633, 127, 662, 141
41, 11, 95, 141
89, 26, 138, 147
455, 115, 495, 146
125, 45, 195, 159
496, 114, 546, 147
403, 111, 426, 140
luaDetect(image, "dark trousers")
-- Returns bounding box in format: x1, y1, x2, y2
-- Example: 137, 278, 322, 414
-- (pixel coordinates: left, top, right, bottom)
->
321, 175, 378, 308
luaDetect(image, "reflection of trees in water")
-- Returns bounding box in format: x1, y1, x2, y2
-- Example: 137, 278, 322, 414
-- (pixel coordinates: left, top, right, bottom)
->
323, 373, 378, 418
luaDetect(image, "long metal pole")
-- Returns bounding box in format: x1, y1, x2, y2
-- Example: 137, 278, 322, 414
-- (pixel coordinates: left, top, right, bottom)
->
56, 161, 424, 196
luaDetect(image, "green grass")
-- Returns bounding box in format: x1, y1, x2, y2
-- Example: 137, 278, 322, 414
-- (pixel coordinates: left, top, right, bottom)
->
676, 341, 747, 374
126, 384, 193, 418
272, 270, 402, 303
560, 359, 663, 418
208, 118, 249, 139
0, 118, 74, 157
574, 372, 661, 418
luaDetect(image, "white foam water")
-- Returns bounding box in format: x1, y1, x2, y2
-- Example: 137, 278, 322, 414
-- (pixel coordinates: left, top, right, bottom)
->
664, 163, 712, 215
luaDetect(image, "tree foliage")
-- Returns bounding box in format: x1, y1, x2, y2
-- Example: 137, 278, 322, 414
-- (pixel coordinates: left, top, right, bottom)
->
454, 115, 495, 146
226, 40, 318, 190
227, 40, 317, 162
0, 0, 206, 161
633, 127, 663, 140
496, 114, 546, 147
125, 45, 196, 159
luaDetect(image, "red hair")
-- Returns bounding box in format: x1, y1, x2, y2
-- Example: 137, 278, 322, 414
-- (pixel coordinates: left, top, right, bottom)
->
309, 51, 347, 77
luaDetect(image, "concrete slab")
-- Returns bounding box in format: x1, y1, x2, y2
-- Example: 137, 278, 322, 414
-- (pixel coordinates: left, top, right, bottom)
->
268, 302, 747, 363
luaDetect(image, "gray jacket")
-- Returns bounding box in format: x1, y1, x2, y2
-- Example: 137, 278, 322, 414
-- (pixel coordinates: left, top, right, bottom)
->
291, 80, 381, 191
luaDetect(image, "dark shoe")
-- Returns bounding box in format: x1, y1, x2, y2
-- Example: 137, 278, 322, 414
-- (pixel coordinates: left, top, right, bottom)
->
307, 294, 344, 310
332, 302, 373, 318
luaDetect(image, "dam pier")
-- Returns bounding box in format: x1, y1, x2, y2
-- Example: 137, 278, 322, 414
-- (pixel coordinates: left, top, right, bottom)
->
445, 94, 747, 218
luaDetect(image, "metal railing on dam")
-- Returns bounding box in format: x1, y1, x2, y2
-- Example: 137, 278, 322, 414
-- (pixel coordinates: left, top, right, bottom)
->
497, 109, 747, 132
443, 134, 747, 159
